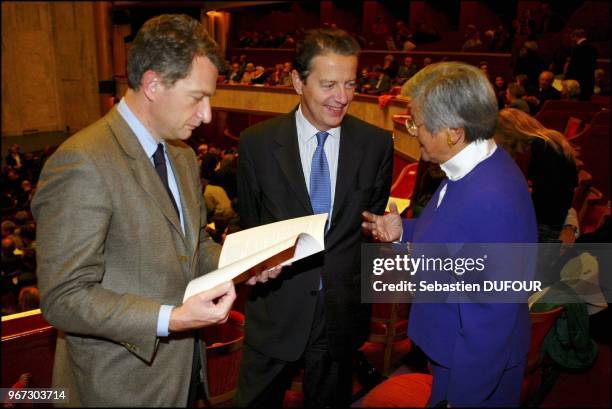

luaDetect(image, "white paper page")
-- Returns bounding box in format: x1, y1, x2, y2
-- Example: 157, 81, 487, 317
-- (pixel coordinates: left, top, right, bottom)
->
183, 214, 327, 301
184, 236, 297, 301
218, 213, 327, 267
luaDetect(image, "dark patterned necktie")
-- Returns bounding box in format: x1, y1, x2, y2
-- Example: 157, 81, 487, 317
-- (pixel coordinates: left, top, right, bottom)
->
153, 143, 180, 218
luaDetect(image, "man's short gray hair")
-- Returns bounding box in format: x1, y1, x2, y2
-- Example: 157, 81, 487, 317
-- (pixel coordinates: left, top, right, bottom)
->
402, 61, 499, 142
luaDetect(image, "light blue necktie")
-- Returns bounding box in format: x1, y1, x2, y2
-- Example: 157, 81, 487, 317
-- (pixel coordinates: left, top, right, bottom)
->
310, 131, 331, 290
310, 131, 331, 219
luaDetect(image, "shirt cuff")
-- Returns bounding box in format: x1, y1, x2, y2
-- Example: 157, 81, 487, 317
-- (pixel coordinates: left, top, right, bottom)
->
157, 304, 174, 337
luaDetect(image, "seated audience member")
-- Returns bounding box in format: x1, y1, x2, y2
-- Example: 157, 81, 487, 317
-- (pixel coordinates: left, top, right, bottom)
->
201, 150, 220, 183
279, 61, 293, 86
4, 168, 21, 193
461, 24, 483, 51
238, 54, 248, 73
525, 70, 561, 114
514, 73, 530, 90
16, 180, 33, 209
5, 144, 23, 170
240, 63, 256, 84
494, 76, 508, 109
366, 66, 392, 95
266, 63, 283, 86
491, 25, 511, 52
478, 61, 490, 80
505, 83, 530, 114
203, 181, 238, 244
561, 79, 581, 100
395, 56, 418, 85
356, 67, 375, 93
482, 29, 496, 51
279, 34, 296, 49
213, 152, 238, 201
495, 108, 578, 243
227, 62, 243, 84
197, 143, 209, 157
1, 220, 17, 239
594, 68, 611, 96
400, 59, 432, 97
382, 54, 398, 79
250, 66, 269, 85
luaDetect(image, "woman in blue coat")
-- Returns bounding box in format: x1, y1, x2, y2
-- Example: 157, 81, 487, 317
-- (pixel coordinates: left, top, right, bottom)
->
363, 61, 537, 407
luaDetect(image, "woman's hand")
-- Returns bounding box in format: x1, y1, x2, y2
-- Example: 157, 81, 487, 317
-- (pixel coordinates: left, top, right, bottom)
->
361, 201, 403, 242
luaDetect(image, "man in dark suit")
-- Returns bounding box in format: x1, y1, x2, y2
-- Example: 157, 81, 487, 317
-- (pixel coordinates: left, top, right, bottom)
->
565, 28, 598, 101
236, 28, 393, 407
32, 15, 237, 406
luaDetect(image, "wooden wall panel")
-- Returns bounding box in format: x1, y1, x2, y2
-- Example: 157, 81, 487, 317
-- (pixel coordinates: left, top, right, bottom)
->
51, 2, 100, 134
2, 2, 62, 135
1, 2, 100, 137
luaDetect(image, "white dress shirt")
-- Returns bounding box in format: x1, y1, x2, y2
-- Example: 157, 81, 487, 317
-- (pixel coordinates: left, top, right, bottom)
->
295, 105, 340, 222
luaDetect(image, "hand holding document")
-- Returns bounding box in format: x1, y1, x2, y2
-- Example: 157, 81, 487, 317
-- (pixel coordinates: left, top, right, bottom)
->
184, 214, 327, 301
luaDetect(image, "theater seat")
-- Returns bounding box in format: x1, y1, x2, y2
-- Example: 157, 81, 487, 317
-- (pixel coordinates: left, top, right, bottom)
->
200, 310, 245, 406
390, 163, 418, 199
521, 306, 564, 404
365, 303, 411, 376
564, 116, 583, 140
362, 373, 433, 407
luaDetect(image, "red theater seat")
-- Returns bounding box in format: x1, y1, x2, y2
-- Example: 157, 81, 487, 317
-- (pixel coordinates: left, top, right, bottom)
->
362, 373, 433, 407
390, 163, 418, 199
521, 306, 564, 404
200, 310, 245, 406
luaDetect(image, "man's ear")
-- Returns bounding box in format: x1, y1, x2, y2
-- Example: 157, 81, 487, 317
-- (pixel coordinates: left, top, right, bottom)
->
291, 69, 303, 95
141, 70, 161, 101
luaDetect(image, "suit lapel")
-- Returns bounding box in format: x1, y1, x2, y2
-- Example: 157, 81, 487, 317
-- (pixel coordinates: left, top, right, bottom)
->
167, 145, 198, 253
331, 116, 365, 229
105, 108, 184, 240
272, 112, 313, 214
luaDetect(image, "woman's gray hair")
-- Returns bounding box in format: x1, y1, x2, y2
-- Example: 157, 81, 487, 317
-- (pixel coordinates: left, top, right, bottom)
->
402, 61, 499, 142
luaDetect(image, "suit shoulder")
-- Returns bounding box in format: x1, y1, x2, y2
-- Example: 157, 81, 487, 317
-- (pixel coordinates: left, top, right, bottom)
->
240, 112, 293, 143
345, 114, 391, 138
344, 115, 392, 147
52, 117, 114, 159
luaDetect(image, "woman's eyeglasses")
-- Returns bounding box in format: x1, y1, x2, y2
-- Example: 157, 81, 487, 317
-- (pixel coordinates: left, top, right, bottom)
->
404, 116, 423, 137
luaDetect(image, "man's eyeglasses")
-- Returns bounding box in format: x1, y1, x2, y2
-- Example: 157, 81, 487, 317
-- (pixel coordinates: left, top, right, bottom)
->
404, 116, 423, 137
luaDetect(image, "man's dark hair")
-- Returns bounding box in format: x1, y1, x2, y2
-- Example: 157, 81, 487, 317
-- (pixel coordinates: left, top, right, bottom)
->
127, 14, 225, 90
293, 28, 360, 82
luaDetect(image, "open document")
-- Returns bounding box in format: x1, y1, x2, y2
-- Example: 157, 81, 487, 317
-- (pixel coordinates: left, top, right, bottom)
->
183, 213, 327, 301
